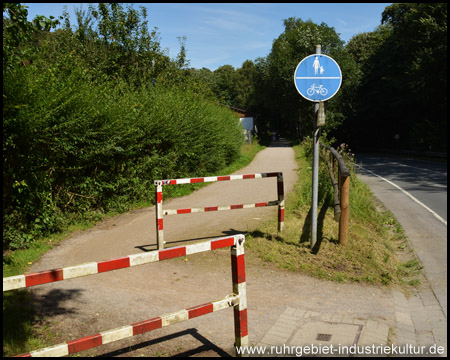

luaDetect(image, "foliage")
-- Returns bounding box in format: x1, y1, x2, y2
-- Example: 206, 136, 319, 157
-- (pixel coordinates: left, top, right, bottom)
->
3, 3, 59, 74
3, 4, 244, 251
345, 3, 447, 151
3, 2, 447, 251
249, 17, 358, 138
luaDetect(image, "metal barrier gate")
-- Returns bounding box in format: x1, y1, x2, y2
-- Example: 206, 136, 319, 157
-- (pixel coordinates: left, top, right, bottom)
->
3, 235, 248, 357
155, 172, 284, 249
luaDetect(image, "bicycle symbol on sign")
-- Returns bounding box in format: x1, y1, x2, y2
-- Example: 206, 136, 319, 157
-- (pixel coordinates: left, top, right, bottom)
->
307, 84, 328, 96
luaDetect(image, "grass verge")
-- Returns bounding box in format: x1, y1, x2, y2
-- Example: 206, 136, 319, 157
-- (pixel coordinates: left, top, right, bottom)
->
2, 139, 265, 357
245, 142, 423, 288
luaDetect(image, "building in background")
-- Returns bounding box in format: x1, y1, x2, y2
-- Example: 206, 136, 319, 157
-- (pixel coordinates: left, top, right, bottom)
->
229, 106, 258, 144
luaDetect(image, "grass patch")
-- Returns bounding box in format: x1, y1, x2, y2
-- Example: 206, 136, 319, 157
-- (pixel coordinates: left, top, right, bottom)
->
246, 143, 423, 288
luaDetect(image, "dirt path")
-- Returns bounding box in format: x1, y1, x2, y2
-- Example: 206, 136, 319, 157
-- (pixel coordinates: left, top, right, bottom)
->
28, 140, 395, 357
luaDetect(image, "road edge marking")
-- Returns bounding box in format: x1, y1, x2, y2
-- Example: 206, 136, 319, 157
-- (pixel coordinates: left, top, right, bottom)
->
356, 164, 447, 226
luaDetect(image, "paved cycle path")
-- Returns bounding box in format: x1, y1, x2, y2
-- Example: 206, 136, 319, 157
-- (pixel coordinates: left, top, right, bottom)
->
25, 140, 445, 357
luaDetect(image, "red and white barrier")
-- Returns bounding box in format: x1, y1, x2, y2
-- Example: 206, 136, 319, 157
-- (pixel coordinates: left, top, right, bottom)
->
7, 235, 249, 357
154, 172, 284, 249
3, 236, 239, 292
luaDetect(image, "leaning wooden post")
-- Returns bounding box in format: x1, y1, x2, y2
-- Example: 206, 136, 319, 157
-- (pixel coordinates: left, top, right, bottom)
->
338, 171, 350, 246
231, 235, 248, 356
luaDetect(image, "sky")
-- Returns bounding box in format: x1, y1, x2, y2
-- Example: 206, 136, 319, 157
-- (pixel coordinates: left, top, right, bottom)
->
22, 3, 392, 71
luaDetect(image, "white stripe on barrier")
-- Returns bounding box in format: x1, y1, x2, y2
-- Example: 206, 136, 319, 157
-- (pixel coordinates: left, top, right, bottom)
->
236, 282, 247, 311
63, 262, 98, 280
161, 310, 189, 326
128, 251, 159, 266
30, 343, 69, 357
3, 274, 25, 291
101, 325, 133, 345
204, 176, 218, 182
185, 241, 211, 255
213, 295, 239, 312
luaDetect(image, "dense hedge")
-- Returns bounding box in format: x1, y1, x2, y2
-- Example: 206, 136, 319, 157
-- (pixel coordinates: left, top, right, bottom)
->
3, 62, 244, 250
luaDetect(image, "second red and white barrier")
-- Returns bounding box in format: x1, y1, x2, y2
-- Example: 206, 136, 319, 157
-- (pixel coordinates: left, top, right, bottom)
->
154, 172, 284, 249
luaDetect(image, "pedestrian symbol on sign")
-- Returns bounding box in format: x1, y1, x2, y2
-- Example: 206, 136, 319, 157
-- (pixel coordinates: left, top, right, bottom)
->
313, 56, 320, 75
294, 54, 342, 102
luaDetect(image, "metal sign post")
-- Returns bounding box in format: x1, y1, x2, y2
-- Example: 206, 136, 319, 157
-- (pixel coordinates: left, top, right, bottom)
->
293, 45, 342, 249
311, 45, 321, 249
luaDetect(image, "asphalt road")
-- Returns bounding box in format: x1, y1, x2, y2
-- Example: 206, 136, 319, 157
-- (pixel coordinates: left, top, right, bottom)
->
354, 153, 447, 317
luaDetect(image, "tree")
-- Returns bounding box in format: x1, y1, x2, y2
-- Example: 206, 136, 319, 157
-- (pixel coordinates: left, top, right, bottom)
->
259, 17, 346, 136
3, 3, 59, 74
381, 3, 447, 151
212, 65, 238, 106
345, 3, 447, 151
234, 60, 256, 109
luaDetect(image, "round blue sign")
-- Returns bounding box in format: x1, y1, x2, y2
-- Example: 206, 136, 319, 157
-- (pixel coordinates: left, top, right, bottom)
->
294, 54, 342, 102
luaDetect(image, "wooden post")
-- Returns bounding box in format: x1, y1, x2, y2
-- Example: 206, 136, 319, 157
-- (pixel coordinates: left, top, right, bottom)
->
338, 172, 350, 246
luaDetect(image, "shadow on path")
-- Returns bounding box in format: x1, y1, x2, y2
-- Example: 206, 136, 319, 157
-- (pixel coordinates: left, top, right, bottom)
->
300, 200, 333, 254
135, 229, 247, 252
98, 328, 232, 357
268, 138, 292, 148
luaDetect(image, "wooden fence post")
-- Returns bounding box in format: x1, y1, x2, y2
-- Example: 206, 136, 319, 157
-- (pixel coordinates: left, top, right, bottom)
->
338, 172, 350, 246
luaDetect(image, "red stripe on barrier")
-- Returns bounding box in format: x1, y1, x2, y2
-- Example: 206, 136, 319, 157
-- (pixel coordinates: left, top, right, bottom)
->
231, 254, 246, 284
230, 204, 244, 210
243, 174, 255, 179
177, 208, 191, 214
67, 334, 102, 354
24, 269, 64, 287
218, 176, 231, 181
187, 303, 213, 319
158, 218, 164, 230
156, 191, 163, 203
205, 206, 218, 212
97, 257, 130, 273
279, 208, 285, 222
190, 178, 204, 183
255, 202, 267, 207
159, 246, 186, 261
234, 308, 248, 337
132, 317, 163, 335
14, 353, 31, 357
211, 236, 235, 250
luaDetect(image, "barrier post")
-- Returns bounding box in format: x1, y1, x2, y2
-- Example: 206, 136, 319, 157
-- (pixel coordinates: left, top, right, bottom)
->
155, 181, 164, 250
231, 236, 248, 356
277, 172, 285, 232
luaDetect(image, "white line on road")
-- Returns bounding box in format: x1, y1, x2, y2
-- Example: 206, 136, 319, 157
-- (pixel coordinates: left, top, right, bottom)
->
356, 164, 447, 226
390, 161, 447, 175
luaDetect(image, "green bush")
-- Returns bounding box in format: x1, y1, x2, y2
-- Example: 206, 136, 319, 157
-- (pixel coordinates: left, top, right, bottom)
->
3, 58, 243, 250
